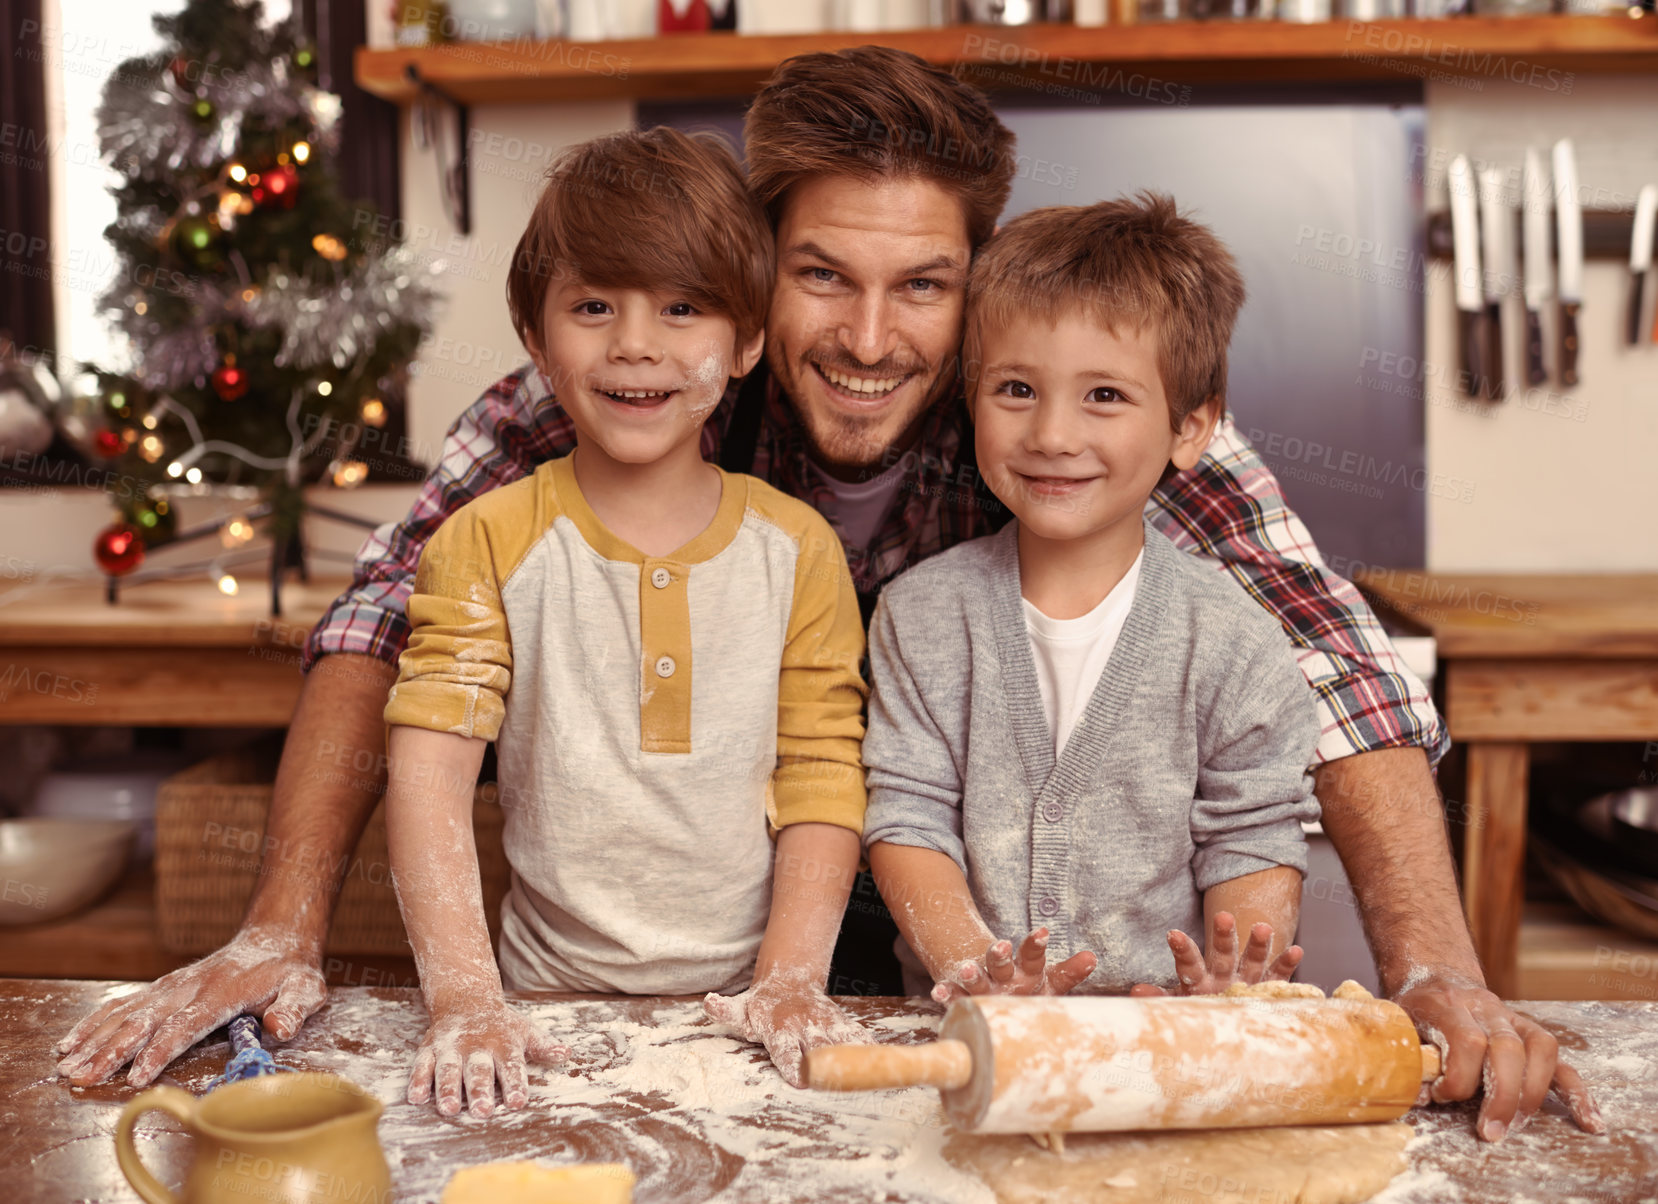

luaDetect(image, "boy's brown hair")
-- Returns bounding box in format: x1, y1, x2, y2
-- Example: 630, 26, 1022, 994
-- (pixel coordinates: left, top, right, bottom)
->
744, 46, 1015, 250
963, 193, 1247, 429
507, 126, 773, 356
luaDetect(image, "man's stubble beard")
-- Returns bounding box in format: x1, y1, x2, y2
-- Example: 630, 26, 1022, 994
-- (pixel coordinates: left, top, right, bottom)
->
766, 341, 963, 477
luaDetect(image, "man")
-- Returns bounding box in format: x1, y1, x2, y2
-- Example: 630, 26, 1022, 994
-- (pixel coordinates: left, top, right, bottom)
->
58, 46, 1599, 1143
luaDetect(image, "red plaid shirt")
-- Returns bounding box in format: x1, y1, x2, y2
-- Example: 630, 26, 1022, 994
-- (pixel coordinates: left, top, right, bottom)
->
308, 365, 1448, 768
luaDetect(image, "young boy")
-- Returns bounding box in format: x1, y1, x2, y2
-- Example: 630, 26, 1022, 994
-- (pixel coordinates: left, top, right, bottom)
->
863, 194, 1321, 1002
383, 128, 869, 1117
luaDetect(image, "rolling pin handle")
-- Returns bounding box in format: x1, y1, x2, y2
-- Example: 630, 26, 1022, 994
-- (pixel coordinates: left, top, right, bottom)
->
1421, 1044, 1442, 1081
805, 1039, 974, 1092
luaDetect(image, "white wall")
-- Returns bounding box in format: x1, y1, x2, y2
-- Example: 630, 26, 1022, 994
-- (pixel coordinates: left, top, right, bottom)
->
1423, 74, 1658, 573
398, 100, 634, 464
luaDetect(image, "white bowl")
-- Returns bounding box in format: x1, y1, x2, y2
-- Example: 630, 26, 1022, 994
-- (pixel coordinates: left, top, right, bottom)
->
27, 765, 172, 858
0, 818, 135, 925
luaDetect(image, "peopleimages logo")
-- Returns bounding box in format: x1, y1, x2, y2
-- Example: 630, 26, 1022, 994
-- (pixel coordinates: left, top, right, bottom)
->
1244, 428, 1476, 505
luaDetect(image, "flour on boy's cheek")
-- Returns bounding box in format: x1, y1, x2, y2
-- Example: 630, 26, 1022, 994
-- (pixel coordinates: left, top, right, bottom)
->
680, 345, 729, 423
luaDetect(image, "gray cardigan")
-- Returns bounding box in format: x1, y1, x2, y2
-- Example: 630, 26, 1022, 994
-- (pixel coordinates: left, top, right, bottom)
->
862, 518, 1321, 993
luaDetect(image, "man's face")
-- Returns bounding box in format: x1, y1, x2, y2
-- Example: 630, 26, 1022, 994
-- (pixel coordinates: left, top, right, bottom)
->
765, 174, 971, 479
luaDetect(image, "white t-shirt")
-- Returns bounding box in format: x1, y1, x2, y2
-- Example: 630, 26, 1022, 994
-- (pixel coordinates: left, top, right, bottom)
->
812, 459, 908, 553
1020, 549, 1145, 757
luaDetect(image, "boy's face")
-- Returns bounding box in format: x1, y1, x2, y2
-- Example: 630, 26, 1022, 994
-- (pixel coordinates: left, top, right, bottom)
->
532, 278, 763, 469
972, 309, 1219, 547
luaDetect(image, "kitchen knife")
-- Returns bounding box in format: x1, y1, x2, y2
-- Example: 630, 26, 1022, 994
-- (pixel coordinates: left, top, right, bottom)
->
1478, 166, 1511, 401
1553, 139, 1584, 387
1628, 184, 1657, 347
1448, 154, 1485, 399
1521, 148, 1552, 386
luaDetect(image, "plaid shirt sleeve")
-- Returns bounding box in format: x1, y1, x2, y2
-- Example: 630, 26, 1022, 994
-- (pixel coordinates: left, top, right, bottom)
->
303, 367, 568, 671
1147, 413, 1451, 770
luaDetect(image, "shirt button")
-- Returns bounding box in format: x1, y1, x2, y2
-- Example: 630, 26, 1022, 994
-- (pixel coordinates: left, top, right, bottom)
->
654, 655, 676, 678
1038, 896, 1059, 917
1042, 802, 1064, 823
650, 567, 671, 589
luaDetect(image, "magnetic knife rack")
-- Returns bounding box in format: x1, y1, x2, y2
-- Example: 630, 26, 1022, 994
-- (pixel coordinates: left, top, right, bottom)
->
1425, 208, 1639, 259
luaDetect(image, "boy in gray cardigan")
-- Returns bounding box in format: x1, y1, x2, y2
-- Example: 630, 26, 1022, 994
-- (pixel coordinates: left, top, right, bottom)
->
863, 194, 1322, 1000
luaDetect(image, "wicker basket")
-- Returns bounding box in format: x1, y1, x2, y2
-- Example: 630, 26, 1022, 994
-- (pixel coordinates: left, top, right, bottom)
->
155, 739, 509, 957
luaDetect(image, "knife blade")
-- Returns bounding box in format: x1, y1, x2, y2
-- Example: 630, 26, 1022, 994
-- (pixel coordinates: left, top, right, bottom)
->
1478, 166, 1511, 401
1553, 138, 1584, 387
1521, 148, 1552, 386
1448, 154, 1485, 399
1628, 184, 1657, 347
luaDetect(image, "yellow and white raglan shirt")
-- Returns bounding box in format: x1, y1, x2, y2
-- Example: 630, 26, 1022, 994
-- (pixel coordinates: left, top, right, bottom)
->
384, 453, 867, 995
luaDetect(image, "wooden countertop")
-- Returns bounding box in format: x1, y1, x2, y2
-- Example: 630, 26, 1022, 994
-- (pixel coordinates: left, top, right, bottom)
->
1353, 569, 1658, 659
5, 982, 1653, 1202
0, 575, 350, 648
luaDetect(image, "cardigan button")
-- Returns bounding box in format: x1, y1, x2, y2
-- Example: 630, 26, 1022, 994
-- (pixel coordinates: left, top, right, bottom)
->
650, 567, 671, 589
654, 655, 677, 678
1041, 802, 1063, 823
1037, 896, 1059, 918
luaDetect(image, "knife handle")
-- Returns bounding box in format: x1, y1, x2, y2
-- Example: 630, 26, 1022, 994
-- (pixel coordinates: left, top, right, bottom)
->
1560, 301, 1581, 389
1524, 310, 1546, 386
1629, 276, 1647, 348
1458, 309, 1485, 399
1483, 303, 1504, 401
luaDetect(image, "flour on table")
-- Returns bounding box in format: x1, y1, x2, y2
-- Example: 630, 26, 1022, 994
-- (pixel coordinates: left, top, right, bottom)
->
262, 995, 995, 1203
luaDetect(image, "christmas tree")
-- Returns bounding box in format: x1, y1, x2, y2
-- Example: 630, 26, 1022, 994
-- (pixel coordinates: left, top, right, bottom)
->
87, 0, 436, 579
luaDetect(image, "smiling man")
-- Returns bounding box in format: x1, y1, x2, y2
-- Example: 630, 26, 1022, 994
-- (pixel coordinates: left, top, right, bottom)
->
57, 46, 1598, 1144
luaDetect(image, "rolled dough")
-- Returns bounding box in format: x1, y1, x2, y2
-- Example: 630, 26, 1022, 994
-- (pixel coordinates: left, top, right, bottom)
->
944, 1121, 1413, 1204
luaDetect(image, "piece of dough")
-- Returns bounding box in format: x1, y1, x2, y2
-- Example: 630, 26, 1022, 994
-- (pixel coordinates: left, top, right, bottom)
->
1221, 980, 1326, 999
945, 1122, 1412, 1204
441, 1161, 636, 1203
1332, 980, 1375, 1001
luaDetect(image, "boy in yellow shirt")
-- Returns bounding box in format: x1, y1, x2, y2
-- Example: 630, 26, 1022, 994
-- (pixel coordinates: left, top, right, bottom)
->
383, 128, 868, 1117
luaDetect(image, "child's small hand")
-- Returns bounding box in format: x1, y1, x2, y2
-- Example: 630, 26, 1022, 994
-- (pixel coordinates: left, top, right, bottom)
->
1128, 911, 1303, 997
931, 927, 1098, 1004
703, 973, 867, 1088
407, 996, 569, 1118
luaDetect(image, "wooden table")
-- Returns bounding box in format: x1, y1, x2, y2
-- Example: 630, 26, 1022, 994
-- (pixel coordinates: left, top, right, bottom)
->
0, 575, 349, 726
1355, 570, 1658, 1000
5, 981, 1653, 1203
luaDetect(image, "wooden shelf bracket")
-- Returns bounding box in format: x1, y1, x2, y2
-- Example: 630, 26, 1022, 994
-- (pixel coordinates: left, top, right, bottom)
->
406, 63, 473, 236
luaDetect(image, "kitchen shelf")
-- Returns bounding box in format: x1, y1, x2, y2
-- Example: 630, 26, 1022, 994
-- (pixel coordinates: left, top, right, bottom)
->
1517, 901, 1658, 1001
0, 862, 419, 985
354, 15, 1658, 105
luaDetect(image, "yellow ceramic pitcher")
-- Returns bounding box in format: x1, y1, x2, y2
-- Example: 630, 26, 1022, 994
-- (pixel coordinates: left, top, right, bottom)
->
115, 1071, 392, 1204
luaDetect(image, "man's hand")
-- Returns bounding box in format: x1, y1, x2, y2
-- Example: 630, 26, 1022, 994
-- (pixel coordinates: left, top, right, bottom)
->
407, 996, 568, 1118
1395, 970, 1604, 1141
931, 927, 1098, 1005
1128, 911, 1303, 997
55, 928, 327, 1087
703, 973, 868, 1088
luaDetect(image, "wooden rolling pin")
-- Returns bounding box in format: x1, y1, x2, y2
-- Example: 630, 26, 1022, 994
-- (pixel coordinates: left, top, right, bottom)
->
807, 995, 1441, 1135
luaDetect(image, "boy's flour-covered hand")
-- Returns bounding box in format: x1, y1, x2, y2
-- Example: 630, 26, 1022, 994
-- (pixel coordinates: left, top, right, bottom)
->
407, 995, 568, 1117
704, 973, 868, 1088
930, 926, 1097, 1005
1129, 911, 1303, 997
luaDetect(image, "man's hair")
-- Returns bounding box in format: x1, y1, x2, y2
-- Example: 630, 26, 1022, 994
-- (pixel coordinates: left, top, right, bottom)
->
963, 193, 1246, 429
507, 126, 773, 354
744, 46, 1015, 249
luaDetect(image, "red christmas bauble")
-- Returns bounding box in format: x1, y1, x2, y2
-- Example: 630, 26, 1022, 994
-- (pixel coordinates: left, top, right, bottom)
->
93, 428, 126, 458
212, 362, 249, 401
94, 523, 146, 576
251, 163, 300, 210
